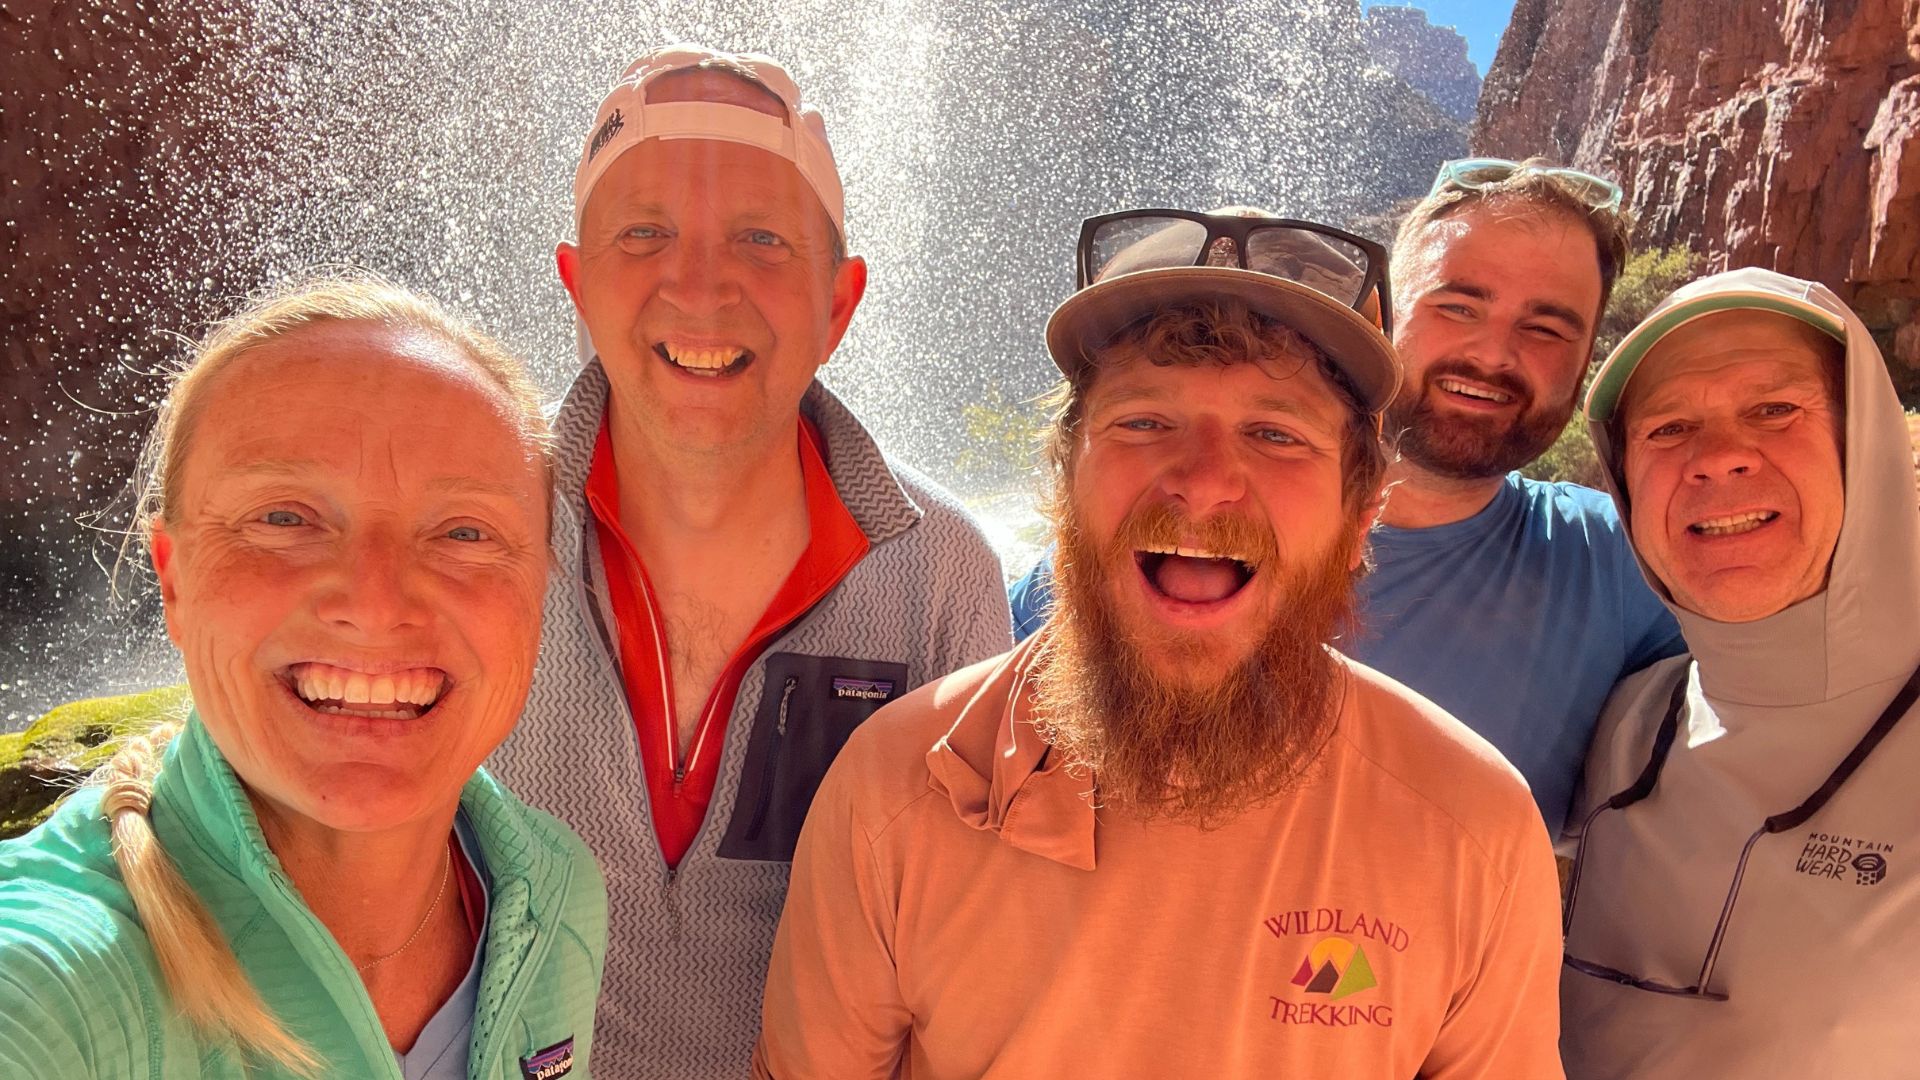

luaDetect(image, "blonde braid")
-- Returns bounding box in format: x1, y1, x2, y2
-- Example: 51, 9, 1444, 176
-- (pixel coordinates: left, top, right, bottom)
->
99, 722, 318, 1075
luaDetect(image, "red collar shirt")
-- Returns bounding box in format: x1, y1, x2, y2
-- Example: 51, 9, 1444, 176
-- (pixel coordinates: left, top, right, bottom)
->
583, 419, 869, 868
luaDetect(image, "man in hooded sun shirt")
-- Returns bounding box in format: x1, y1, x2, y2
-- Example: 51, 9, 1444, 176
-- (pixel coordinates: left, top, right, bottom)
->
485, 47, 1011, 1077
1560, 267, 1920, 1078
755, 209, 1564, 1079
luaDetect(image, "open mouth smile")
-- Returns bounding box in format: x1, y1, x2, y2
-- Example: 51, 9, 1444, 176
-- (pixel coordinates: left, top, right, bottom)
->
1134, 543, 1260, 606
1435, 376, 1515, 405
282, 662, 449, 721
1688, 510, 1779, 537
654, 341, 754, 378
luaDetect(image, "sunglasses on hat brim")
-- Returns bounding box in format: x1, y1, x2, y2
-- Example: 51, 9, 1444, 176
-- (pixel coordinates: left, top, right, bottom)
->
1075, 209, 1392, 337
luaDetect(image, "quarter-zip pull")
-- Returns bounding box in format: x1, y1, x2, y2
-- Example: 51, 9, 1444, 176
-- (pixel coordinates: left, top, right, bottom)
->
776, 675, 798, 735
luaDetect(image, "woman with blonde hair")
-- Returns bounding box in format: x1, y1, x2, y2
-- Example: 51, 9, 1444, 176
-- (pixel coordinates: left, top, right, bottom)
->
0, 273, 606, 1078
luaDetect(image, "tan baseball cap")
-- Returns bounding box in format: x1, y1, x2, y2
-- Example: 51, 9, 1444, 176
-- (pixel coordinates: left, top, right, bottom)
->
571, 45, 845, 239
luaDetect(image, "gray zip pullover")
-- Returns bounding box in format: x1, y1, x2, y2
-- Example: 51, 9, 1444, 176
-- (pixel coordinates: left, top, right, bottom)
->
487, 360, 1012, 1078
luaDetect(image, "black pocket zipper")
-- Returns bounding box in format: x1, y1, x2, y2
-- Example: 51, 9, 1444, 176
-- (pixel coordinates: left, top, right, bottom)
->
742, 675, 800, 843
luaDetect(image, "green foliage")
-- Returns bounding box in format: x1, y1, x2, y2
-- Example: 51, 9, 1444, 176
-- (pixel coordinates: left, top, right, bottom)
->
956, 382, 1045, 485
1522, 246, 1702, 487
0, 684, 187, 839
1596, 246, 1703, 358
1527, 416, 1608, 489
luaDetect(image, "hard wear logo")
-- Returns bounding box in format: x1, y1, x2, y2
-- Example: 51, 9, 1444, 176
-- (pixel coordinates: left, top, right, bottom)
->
1854, 851, 1888, 886
1794, 830, 1892, 886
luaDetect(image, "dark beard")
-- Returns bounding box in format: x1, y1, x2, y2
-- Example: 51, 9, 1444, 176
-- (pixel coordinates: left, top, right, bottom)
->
1387, 362, 1576, 480
1031, 498, 1357, 827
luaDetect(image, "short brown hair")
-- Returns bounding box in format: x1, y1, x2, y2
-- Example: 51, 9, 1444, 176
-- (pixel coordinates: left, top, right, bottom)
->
1392, 157, 1633, 320
1041, 300, 1390, 520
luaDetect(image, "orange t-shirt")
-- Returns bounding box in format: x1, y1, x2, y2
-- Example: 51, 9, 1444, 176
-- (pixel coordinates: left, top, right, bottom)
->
757, 636, 1565, 1079
585, 419, 868, 869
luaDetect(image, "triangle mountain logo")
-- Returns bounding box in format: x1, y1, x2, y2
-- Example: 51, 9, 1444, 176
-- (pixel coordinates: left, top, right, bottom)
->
1289, 936, 1379, 1001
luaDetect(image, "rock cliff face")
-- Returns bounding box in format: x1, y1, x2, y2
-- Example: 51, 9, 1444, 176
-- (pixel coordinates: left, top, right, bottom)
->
1363, 4, 1483, 123
1473, 0, 1920, 382
2, 1, 273, 504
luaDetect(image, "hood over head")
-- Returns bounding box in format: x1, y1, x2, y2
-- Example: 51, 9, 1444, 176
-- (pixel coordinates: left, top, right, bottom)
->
1585, 267, 1920, 708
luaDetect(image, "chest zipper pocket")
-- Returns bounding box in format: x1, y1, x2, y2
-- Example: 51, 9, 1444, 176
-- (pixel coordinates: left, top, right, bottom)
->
742, 676, 799, 843
718, 653, 909, 861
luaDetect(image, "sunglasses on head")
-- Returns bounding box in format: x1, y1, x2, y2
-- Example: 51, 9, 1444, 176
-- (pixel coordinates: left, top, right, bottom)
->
1074, 209, 1393, 337
1429, 157, 1624, 211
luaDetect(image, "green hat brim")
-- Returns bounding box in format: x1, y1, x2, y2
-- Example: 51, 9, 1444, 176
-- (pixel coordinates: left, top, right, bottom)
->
1586, 292, 1846, 423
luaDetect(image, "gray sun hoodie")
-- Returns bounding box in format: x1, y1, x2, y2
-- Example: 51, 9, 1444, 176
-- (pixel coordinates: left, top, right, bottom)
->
1559, 267, 1920, 1079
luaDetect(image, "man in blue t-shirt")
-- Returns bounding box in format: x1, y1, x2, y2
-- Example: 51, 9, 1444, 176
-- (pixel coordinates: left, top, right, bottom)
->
1010, 160, 1683, 834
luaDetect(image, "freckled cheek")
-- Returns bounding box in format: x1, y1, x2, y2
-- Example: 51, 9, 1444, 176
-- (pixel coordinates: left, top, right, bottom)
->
1400, 322, 1459, 366
445, 603, 542, 762
463, 654, 539, 758
167, 544, 309, 648
1622, 472, 1681, 568
1070, 459, 1149, 540
440, 563, 548, 664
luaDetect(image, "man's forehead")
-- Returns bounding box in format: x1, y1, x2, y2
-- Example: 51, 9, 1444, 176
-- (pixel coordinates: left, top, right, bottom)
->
581, 137, 823, 227
1409, 203, 1599, 286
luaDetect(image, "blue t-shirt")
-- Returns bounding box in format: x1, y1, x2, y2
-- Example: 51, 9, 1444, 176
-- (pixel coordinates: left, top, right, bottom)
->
1005, 474, 1684, 834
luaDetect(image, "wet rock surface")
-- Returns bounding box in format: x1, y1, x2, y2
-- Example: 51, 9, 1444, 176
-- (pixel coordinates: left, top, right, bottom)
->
1472, 0, 1920, 387
2, 0, 269, 719
0, 684, 184, 839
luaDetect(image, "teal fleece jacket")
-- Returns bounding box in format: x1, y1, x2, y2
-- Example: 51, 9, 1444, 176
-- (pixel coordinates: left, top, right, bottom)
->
0, 718, 607, 1078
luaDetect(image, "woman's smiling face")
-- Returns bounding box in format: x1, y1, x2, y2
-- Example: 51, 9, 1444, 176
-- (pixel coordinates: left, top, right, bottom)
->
152, 320, 550, 835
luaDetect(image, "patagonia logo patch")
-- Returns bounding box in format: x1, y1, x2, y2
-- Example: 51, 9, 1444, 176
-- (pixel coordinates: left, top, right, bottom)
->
520, 1037, 576, 1080
833, 676, 896, 701
587, 108, 625, 162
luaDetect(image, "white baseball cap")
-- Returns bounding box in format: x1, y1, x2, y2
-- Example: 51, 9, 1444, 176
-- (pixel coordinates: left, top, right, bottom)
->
570, 45, 845, 240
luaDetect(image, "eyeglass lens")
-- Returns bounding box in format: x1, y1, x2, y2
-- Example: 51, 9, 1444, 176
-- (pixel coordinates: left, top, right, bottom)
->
1246, 227, 1369, 304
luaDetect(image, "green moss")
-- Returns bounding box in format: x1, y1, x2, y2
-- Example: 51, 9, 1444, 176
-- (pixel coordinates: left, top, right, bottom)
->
0, 685, 189, 840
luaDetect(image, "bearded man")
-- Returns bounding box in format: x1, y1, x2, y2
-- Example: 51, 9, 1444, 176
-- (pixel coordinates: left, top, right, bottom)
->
754, 209, 1564, 1079
1009, 162, 1684, 838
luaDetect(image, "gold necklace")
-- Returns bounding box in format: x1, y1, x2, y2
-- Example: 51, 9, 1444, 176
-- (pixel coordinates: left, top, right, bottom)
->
356, 847, 452, 974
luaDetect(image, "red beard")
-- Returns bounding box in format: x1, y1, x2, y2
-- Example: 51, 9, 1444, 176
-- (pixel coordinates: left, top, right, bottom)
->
1032, 497, 1360, 826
